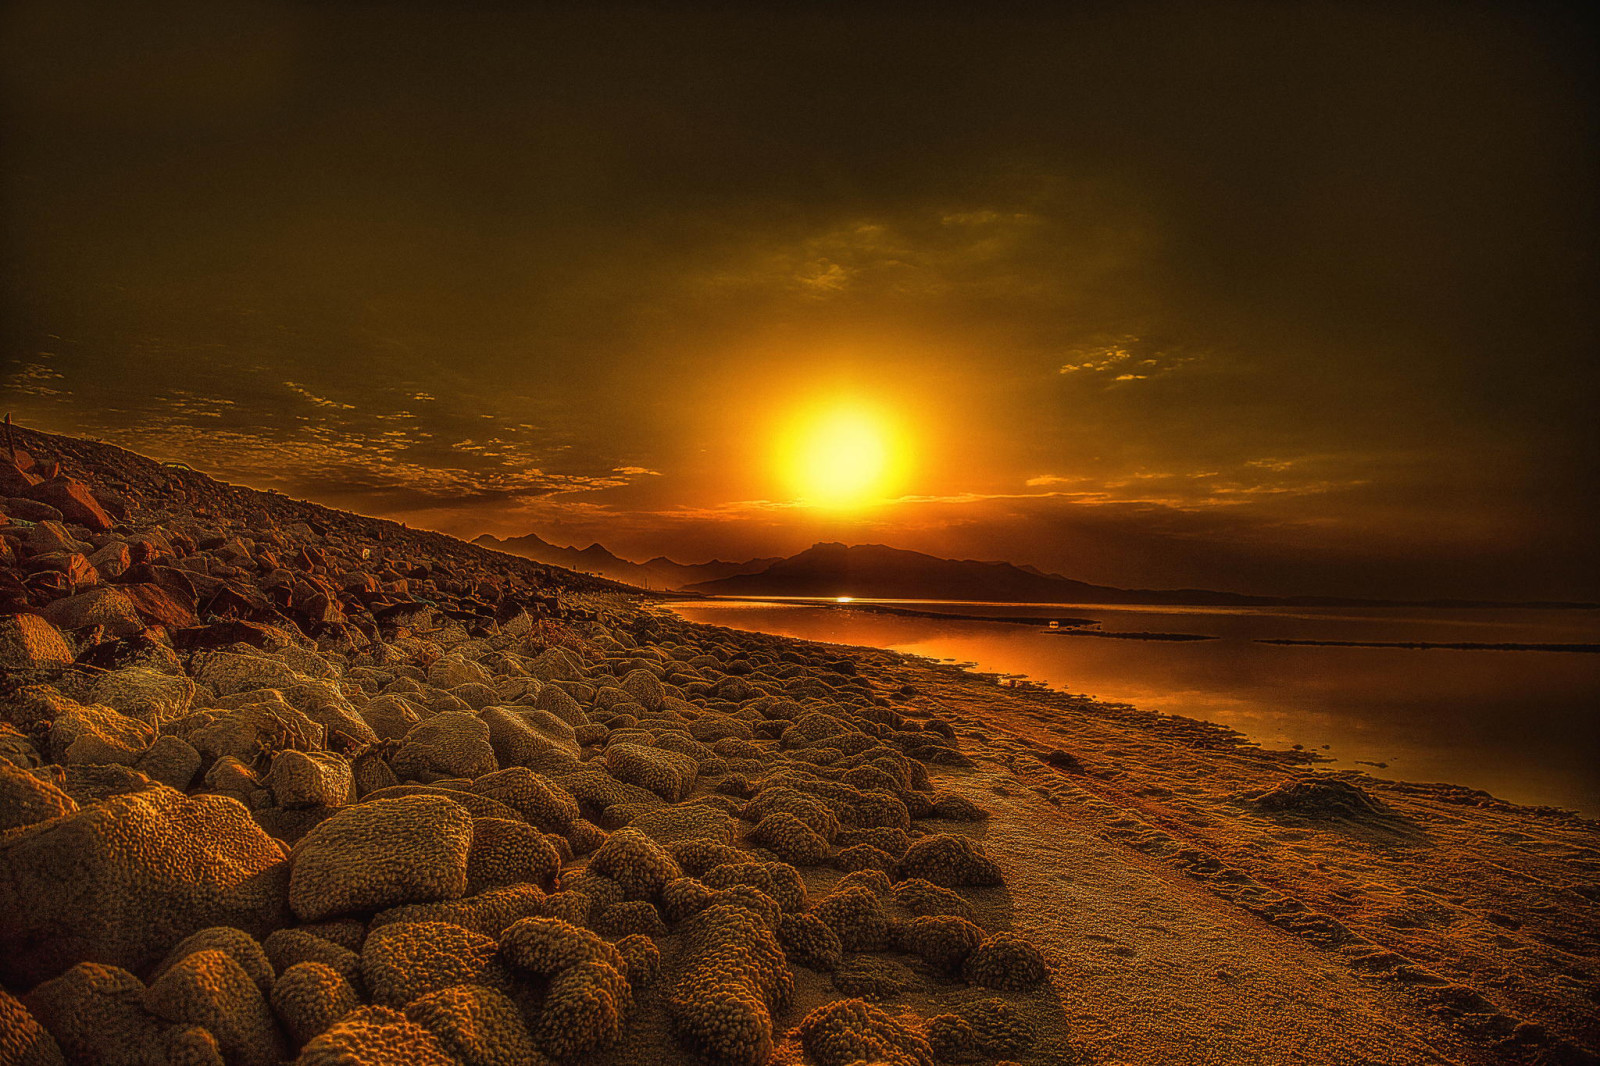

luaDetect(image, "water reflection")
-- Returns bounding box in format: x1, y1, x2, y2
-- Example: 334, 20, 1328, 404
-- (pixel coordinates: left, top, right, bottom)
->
668, 600, 1600, 816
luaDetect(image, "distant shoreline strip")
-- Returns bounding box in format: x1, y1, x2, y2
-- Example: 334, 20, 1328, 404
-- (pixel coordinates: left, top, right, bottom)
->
1256, 638, 1600, 653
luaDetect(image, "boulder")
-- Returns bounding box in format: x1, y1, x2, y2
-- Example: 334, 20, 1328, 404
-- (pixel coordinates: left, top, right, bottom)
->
0, 785, 290, 987
391, 712, 497, 781
0, 761, 77, 832
604, 742, 697, 803
24, 521, 87, 556
287, 795, 473, 922
142, 948, 282, 1066
88, 540, 131, 580
0, 614, 72, 670
25, 963, 185, 1065
40, 588, 143, 637
90, 666, 196, 724
26, 477, 113, 532
620, 668, 666, 711
193, 651, 304, 696
267, 749, 354, 809
118, 583, 200, 630
358, 693, 424, 741
135, 735, 202, 790
427, 656, 493, 689
179, 695, 326, 763
49, 702, 154, 766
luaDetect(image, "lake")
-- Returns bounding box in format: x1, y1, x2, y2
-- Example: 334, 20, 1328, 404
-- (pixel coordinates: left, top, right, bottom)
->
665, 598, 1600, 816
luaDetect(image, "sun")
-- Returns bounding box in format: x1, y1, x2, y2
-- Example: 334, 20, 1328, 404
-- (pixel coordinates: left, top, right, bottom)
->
780, 401, 904, 508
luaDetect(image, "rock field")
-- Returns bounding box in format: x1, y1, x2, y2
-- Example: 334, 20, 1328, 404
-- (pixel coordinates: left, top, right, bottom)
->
0, 427, 1054, 1065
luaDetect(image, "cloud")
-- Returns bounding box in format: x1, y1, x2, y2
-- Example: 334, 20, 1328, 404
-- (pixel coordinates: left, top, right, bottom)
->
1058, 340, 1195, 383
282, 381, 355, 410
3, 359, 68, 398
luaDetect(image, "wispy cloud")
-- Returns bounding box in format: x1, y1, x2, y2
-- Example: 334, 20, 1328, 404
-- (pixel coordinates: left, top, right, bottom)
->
3, 358, 68, 398
1058, 339, 1195, 383
697, 207, 1063, 302
283, 381, 356, 409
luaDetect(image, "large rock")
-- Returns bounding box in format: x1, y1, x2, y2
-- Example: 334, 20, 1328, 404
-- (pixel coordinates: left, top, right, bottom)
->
287, 795, 473, 922
135, 735, 202, 790
118, 583, 200, 630
90, 667, 196, 724
0, 761, 77, 832
39, 588, 144, 637
142, 948, 282, 1066
0, 785, 290, 987
192, 651, 304, 696
358, 693, 423, 741
26, 477, 113, 532
179, 696, 327, 763
604, 742, 697, 802
0, 614, 73, 671
534, 684, 588, 726
479, 707, 579, 770
24, 521, 87, 556
427, 656, 493, 689
48, 702, 154, 766
619, 669, 666, 711
266, 749, 354, 809
528, 646, 586, 682
391, 712, 497, 781
0, 985, 63, 1065
26, 963, 186, 1065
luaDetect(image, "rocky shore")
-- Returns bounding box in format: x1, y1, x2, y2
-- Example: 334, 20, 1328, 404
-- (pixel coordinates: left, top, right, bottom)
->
2, 426, 1597, 1066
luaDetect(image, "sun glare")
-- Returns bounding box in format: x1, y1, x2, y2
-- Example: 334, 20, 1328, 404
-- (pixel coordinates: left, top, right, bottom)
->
780, 402, 904, 508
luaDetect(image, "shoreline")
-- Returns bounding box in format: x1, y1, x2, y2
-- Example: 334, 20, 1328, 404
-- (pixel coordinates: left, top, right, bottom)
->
1256, 637, 1600, 653
673, 610, 1598, 826
673, 595, 1599, 649
669, 610, 1600, 1060
668, 596, 1222, 642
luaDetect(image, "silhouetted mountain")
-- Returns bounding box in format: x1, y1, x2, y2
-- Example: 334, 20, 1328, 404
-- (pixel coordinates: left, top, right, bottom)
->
473, 532, 778, 590
477, 536, 1594, 609
682, 542, 1289, 604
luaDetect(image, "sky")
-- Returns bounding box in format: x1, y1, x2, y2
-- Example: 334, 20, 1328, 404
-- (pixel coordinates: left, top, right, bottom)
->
2, 0, 1595, 600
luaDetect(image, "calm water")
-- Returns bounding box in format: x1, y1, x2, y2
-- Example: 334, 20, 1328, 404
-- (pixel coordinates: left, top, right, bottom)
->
667, 598, 1600, 816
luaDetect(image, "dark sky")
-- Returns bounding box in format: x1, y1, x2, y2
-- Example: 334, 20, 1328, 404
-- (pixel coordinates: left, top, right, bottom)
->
3, 0, 1595, 599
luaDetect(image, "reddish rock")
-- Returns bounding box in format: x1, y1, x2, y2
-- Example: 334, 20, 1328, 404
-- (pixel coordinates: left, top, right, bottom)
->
0, 613, 74, 670
115, 563, 197, 606
0, 460, 41, 496
24, 522, 88, 556
126, 537, 174, 565
25, 477, 113, 533
3, 499, 63, 523
119, 583, 200, 630
201, 582, 273, 619
171, 620, 291, 652
23, 570, 72, 605
22, 552, 99, 591
87, 541, 131, 579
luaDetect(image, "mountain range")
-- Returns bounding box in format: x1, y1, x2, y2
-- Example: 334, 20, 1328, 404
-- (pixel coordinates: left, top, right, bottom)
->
471, 532, 781, 590
681, 541, 1291, 604
475, 535, 1593, 608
